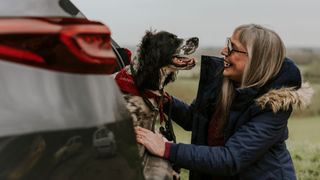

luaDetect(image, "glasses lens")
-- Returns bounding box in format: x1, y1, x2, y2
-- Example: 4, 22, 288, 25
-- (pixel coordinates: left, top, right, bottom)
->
226, 38, 232, 55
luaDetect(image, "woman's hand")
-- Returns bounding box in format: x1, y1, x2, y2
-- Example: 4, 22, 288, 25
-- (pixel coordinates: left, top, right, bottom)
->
135, 126, 167, 157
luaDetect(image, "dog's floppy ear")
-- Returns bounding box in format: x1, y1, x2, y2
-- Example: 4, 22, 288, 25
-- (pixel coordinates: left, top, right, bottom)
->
135, 30, 161, 91
138, 30, 157, 66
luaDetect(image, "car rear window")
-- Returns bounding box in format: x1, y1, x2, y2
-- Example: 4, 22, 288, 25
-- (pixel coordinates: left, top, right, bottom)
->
0, 0, 85, 18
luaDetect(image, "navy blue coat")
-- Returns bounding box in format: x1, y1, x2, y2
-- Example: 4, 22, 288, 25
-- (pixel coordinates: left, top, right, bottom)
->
165, 56, 304, 180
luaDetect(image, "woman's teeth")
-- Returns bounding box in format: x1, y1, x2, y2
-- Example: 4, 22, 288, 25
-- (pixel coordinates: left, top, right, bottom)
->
224, 61, 231, 68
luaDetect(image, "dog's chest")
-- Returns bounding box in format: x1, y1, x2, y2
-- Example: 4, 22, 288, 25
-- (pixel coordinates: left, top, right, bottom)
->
123, 94, 159, 130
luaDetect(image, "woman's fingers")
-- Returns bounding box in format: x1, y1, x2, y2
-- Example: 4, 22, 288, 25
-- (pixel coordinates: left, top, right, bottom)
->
135, 126, 168, 143
135, 126, 153, 134
134, 126, 166, 157
135, 126, 155, 138
135, 127, 150, 145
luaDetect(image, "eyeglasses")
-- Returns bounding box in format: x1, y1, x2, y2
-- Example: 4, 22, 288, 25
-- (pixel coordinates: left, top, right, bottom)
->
224, 37, 248, 56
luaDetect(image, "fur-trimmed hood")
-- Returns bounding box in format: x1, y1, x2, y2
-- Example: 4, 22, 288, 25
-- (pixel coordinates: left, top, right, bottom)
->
230, 57, 314, 114
256, 82, 314, 113
253, 57, 315, 113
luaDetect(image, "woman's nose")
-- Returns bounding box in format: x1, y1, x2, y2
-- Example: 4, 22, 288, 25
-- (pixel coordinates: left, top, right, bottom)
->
220, 47, 228, 57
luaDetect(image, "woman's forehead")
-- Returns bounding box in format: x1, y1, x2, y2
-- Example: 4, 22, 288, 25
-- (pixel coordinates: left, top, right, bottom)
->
231, 33, 246, 49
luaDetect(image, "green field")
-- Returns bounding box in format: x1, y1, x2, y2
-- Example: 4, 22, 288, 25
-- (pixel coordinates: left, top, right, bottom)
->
165, 77, 320, 180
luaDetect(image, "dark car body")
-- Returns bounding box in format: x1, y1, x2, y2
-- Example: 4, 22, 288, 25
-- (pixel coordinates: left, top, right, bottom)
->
0, 0, 143, 179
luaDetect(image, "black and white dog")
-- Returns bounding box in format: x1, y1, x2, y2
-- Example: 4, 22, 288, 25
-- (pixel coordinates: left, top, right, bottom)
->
114, 30, 198, 179
115, 30, 198, 135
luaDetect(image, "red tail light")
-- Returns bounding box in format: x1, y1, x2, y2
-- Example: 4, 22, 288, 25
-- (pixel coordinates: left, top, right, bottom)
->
0, 44, 44, 63
0, 17, 117, 74
75, 34, 112, 58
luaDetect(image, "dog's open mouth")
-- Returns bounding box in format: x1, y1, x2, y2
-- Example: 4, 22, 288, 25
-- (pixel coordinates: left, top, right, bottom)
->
171, 55, 196, 70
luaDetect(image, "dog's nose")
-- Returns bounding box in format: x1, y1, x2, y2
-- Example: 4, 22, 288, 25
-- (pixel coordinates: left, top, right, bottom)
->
189, 37, 199, 46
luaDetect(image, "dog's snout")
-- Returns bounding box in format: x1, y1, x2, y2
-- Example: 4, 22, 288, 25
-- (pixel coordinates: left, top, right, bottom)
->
189, 37, 199, 46
191, 37, 199, 44
175, 36, 200, 56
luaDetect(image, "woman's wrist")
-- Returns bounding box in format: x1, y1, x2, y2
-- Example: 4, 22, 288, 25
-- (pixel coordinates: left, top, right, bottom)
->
163, 142, 172, 159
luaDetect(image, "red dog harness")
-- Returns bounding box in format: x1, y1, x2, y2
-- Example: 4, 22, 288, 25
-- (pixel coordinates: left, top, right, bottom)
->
114, 68, 168, 124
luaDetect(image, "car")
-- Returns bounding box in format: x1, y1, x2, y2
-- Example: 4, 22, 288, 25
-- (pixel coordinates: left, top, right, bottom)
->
0, 0, 144, 179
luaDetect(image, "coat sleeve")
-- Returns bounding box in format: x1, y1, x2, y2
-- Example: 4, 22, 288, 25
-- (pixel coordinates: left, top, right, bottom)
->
164, 96, 196, 131
167, 107, 291, 175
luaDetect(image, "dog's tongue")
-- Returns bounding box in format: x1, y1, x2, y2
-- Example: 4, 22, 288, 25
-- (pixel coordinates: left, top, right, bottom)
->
172, 57, 196, 69
172, 57, 194, 65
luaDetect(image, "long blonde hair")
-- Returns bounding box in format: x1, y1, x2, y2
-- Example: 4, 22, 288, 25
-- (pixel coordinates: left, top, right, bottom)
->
219, 24, 286, 121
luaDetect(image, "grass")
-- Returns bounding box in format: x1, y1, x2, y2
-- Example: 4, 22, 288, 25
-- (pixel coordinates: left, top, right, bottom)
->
288, 116, 320, 143
287, 116, 320, 180
165, 77, 320, 179
165, 77, 199, 104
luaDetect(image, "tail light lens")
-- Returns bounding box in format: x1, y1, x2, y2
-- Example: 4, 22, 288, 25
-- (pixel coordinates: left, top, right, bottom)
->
0, 44, 44, 63
76, 34, 112, 58
0, 17, 117, 74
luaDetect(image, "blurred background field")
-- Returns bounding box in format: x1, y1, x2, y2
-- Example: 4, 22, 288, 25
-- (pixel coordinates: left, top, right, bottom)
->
161, 47, 320, 180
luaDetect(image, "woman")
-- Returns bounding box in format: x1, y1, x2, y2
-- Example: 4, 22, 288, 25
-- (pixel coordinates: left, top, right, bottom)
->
135, 24, 313, 180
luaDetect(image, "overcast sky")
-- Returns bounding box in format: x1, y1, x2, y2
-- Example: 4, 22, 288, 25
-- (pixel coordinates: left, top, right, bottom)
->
72, 0, 320, 48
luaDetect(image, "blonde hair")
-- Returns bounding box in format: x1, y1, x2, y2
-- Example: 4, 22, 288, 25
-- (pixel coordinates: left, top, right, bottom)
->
219, 24, 286, 121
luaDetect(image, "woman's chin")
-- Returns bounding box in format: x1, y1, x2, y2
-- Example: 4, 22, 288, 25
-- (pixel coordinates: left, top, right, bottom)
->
223, 71, 242, 82
223, 68, 231, 77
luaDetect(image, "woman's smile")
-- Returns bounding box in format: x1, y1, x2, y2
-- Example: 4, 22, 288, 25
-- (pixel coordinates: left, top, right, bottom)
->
224, 59, 232, 68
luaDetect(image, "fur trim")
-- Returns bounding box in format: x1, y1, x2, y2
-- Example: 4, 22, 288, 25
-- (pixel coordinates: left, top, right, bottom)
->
256, 82, 314, 113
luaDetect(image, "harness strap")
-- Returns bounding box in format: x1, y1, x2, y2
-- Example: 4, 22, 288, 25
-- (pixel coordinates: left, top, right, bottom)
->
115, 68, 176, 142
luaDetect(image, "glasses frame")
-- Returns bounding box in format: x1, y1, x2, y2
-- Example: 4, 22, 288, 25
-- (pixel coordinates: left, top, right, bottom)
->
225, 37, 248, 56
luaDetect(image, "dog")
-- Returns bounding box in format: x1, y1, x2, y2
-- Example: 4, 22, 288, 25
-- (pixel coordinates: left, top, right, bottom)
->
114, 30, 199, 179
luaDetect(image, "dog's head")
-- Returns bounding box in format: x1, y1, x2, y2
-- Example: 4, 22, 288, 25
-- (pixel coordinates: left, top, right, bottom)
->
132, 30, 199, 91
